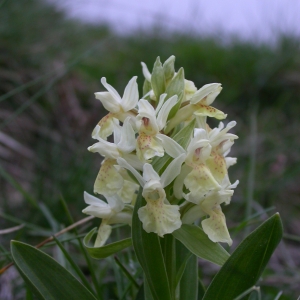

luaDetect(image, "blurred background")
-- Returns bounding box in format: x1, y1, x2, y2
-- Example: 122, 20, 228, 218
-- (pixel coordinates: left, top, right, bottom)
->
0, 0, 300, 299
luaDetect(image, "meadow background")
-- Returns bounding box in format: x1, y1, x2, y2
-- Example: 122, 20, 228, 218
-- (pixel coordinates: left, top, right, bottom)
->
0, 0, 300, 299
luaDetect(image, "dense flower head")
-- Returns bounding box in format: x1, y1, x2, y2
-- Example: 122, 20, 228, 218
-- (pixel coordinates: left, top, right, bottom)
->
83, 56, 238, 247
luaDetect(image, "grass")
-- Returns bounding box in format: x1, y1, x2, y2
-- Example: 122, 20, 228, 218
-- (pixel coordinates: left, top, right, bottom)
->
0, 0, 300, 298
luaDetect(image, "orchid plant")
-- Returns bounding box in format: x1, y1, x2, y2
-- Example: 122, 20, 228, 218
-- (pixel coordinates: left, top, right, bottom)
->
83, 56, 238, 248
79, 56, 282, 300
8, 56, 283, 300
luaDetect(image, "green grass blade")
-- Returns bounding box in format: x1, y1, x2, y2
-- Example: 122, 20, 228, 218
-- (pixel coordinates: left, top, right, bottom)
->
59, 195, 103, 299
0, 165, 37, 208
114, 255, 139, 289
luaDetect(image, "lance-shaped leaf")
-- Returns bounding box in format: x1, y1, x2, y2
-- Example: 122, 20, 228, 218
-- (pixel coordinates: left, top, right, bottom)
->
143, 79, 152, 98
202, 213, 283, 300
131, 189, 171, 300
172, 224, 230, 266
83, 227, 132, 259
11, 241, 97, 300
163, 55, 175, 83
176, 240, 198, 300
166, 68, 185, 119
151, 57, 166, 100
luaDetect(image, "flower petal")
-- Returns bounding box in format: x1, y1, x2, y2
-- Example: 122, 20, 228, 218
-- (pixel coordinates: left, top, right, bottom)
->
116, 168, 139, 203
143, 163, 160, 182
121, 76, 139, 111
138, 200, 182, 237
88, 140, 120, 159
155, 93, 167, 115
95, 91, 120, 113
82, 205, 112, 219
93, 114, 118, 140
94, 221, 112, 247
201, 206, 232, 246
117, 117, 136, 153
105, 194, 125, 212
184, 164, 220, 204
101, 77, 122, 104
122, 153, 143, 170
190, 83, 222, 105
83, 191, 108, 207
156, 133, 185, 158
141, 62, 151, 81
160, 153, 186, 188
118, 179, 139, 204
136, 99, 159, 134
110, 209, 133, 225
94, 159, 124, 196
194, 105, 227, 120
117, 157, 145, 187
136, 133, 164, 161
156, 95, 178, 130
184, 79, 197, 100
206, 151, 227, 183
225, 157, 237, 168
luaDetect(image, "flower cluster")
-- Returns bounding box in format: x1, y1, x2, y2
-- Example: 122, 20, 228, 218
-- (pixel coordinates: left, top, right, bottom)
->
83, 56, 238, 247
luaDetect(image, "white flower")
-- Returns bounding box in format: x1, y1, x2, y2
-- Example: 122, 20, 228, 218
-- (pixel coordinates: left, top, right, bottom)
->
165, 83, 226, 134
88, 118, 136, 161
82, 192, 132, 247
205, 121, 238, 183
89, 118, 140, 202
117, 153, 186, 236
162, 128, 221, 203
136, 94, 178, 161
170, 122, 238, 201
181, 176, 239, 246
93, 77, 139, 140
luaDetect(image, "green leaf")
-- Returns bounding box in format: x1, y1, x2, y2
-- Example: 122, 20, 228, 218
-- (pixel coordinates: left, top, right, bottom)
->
202, 213, 283, 300
165, 68, 185, 119
163, 55, 175, 84
135, 284, 145, 300
172, 224, 230, 266
180, 255, 198, 300
175, 251, 192, 288
83, 227, 132, 259
143, 79, 152, 98
172, 118, 195, 150
160, 234, 176, 300
151, 57, 166, 100
59, 195, 103, 299
176, 240, 198, 300
198, 279, 206, 299
53, 236, 95, 295
11, 241, 97, 300
132, 189, 171, 300
166, 68, 185, 99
